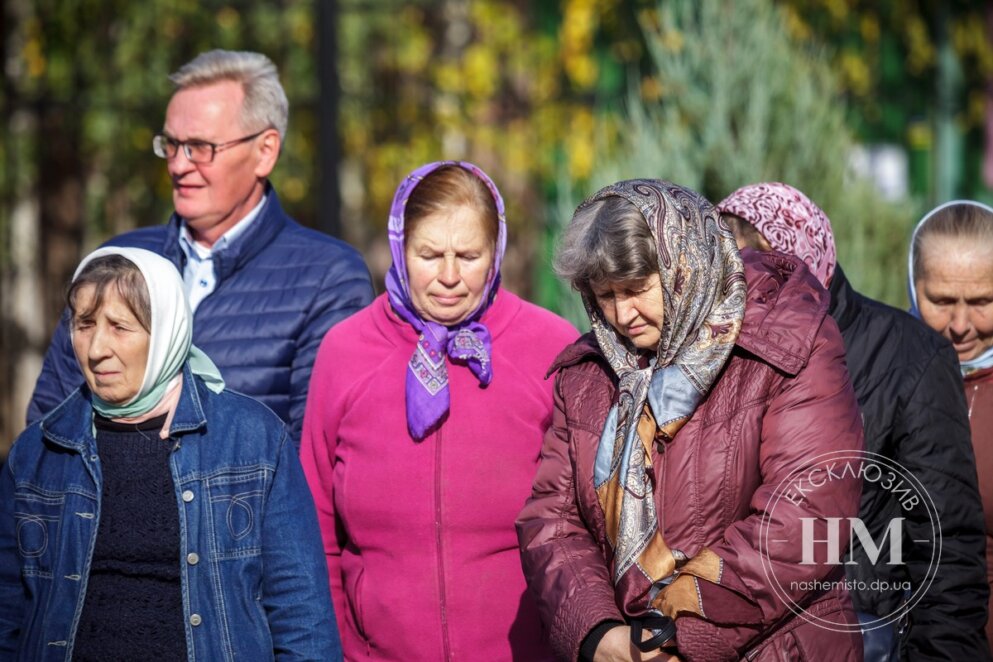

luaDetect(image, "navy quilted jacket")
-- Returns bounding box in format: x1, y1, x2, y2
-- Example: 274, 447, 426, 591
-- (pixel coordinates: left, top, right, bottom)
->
27, 187, 375, 448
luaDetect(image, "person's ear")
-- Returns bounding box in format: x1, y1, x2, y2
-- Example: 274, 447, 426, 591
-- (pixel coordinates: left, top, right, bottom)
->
253, 128, 281, 178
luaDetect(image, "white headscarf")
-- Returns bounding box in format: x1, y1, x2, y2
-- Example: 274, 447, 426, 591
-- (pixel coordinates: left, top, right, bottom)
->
72, 246, 224, 418
907, 200, 993, 375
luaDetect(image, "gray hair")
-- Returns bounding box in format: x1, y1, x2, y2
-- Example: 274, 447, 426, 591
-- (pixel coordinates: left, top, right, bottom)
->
914, 203, 993, 280
554, 196, 659, 295
170, 49, 289, 140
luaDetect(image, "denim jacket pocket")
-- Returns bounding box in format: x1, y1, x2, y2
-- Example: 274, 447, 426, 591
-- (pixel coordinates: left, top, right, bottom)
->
205, 467, 269, 559
13, 484, 65, 579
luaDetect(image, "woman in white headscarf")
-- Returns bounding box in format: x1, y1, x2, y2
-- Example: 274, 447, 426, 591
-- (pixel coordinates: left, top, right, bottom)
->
0, 247, 341, 661
909, 200, 993, 654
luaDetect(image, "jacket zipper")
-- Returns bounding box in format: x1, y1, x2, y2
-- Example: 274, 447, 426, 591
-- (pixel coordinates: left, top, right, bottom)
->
435, 426, 452, 660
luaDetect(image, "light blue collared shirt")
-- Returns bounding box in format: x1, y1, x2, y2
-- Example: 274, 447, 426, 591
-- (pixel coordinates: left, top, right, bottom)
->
178, 194, 268, 312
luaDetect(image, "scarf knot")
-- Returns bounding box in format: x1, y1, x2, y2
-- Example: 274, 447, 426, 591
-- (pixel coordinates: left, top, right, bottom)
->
448, 324, 493, 384
404, 321, 494, 439
409, 323, 492, 395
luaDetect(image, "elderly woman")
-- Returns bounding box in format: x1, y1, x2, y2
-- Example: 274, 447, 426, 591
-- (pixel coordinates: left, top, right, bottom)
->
517, 180, 864, 661
0, 247, 339, 661
910, 200, 993, 653
719, 184, 989, 660
300, 161, 577, 660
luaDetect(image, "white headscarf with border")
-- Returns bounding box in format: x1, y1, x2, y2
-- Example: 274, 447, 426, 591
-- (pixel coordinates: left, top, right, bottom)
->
908, 200, 993, 375
72, 246, 224, 419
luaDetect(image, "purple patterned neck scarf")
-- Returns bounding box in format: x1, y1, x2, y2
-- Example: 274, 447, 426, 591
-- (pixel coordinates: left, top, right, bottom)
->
385, 161, 508, 440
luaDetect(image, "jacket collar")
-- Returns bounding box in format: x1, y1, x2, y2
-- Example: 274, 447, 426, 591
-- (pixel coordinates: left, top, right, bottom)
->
549, 250, 828, 379
39, 388, 94, 454
547, 334, 601, 377
734, 250, 829, 375
163, 182, 287, 281
826, 264, 859, 333
168, 363, 209, 435
40, 363, 208, 453
966, 364, 993, 384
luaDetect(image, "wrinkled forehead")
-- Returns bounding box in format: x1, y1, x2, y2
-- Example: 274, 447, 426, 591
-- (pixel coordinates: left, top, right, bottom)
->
70, 278, 136, 319
917, 233, 993, 274
405, 205, 495, 248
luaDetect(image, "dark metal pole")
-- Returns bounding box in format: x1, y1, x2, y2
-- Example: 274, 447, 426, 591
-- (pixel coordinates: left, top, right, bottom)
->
317, 0, 342, 237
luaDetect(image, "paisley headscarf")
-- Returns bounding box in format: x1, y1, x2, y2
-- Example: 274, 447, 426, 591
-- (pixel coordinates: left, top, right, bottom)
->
717, 182, 837, 288
581, 180, 747, 598
384, 161, 508, 440
907, 200, 993, 376
72, 246, 225, 420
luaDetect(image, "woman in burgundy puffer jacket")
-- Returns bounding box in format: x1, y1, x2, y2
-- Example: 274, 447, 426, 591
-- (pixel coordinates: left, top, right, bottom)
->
516, 180, 864, 662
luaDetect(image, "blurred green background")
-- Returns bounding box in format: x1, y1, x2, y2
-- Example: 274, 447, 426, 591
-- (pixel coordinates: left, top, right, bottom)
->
3, 0, 992, 454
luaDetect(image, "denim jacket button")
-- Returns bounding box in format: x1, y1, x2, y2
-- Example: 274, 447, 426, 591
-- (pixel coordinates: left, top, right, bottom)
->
182, 490, 195, 503
187, 552, 199, 565
189, 613, 202, 626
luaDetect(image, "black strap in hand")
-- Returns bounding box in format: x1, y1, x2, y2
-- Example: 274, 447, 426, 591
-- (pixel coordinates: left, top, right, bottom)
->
630, 613, 676, 652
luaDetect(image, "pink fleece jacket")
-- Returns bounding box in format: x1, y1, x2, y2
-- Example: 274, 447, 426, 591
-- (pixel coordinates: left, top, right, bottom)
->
301, 290, 578, 661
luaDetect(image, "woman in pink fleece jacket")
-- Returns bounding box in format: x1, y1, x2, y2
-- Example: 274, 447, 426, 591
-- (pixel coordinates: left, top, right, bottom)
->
300, 161, 578, 661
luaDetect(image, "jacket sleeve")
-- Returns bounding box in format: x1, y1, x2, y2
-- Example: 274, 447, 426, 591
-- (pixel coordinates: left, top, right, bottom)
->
516, 374, 625, 662
288, 249, 373, 449
299, 332, 350, 640
27, 309, 83, 425
262, 426, 343, 661
0, 458, 23, 657
897, 344, 990, 660
663, 315, 864, 660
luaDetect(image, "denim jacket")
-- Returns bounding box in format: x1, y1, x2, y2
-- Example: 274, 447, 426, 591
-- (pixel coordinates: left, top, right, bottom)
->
0, 363, 342, 661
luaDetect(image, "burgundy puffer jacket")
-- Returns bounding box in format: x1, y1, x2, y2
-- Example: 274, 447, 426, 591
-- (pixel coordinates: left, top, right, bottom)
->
517, 251, 865, 661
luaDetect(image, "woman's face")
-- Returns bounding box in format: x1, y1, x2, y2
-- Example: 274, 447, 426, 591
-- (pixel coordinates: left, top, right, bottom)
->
405, 204, 496, 326
592, 273, 665, 350
71, 283, 151, 405
916, 235, 993, 362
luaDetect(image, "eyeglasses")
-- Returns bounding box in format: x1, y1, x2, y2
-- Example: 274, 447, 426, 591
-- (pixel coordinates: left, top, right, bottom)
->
152, 129, 267, 163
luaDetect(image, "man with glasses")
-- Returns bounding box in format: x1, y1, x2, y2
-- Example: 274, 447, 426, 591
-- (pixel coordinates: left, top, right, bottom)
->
28, 49, 375, 449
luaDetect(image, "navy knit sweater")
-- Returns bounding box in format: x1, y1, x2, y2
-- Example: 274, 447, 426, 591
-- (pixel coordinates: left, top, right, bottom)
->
72, 413, 187, 661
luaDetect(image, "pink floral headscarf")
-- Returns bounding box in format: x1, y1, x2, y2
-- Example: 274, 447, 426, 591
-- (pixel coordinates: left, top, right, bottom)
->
717, 182, 837, 288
